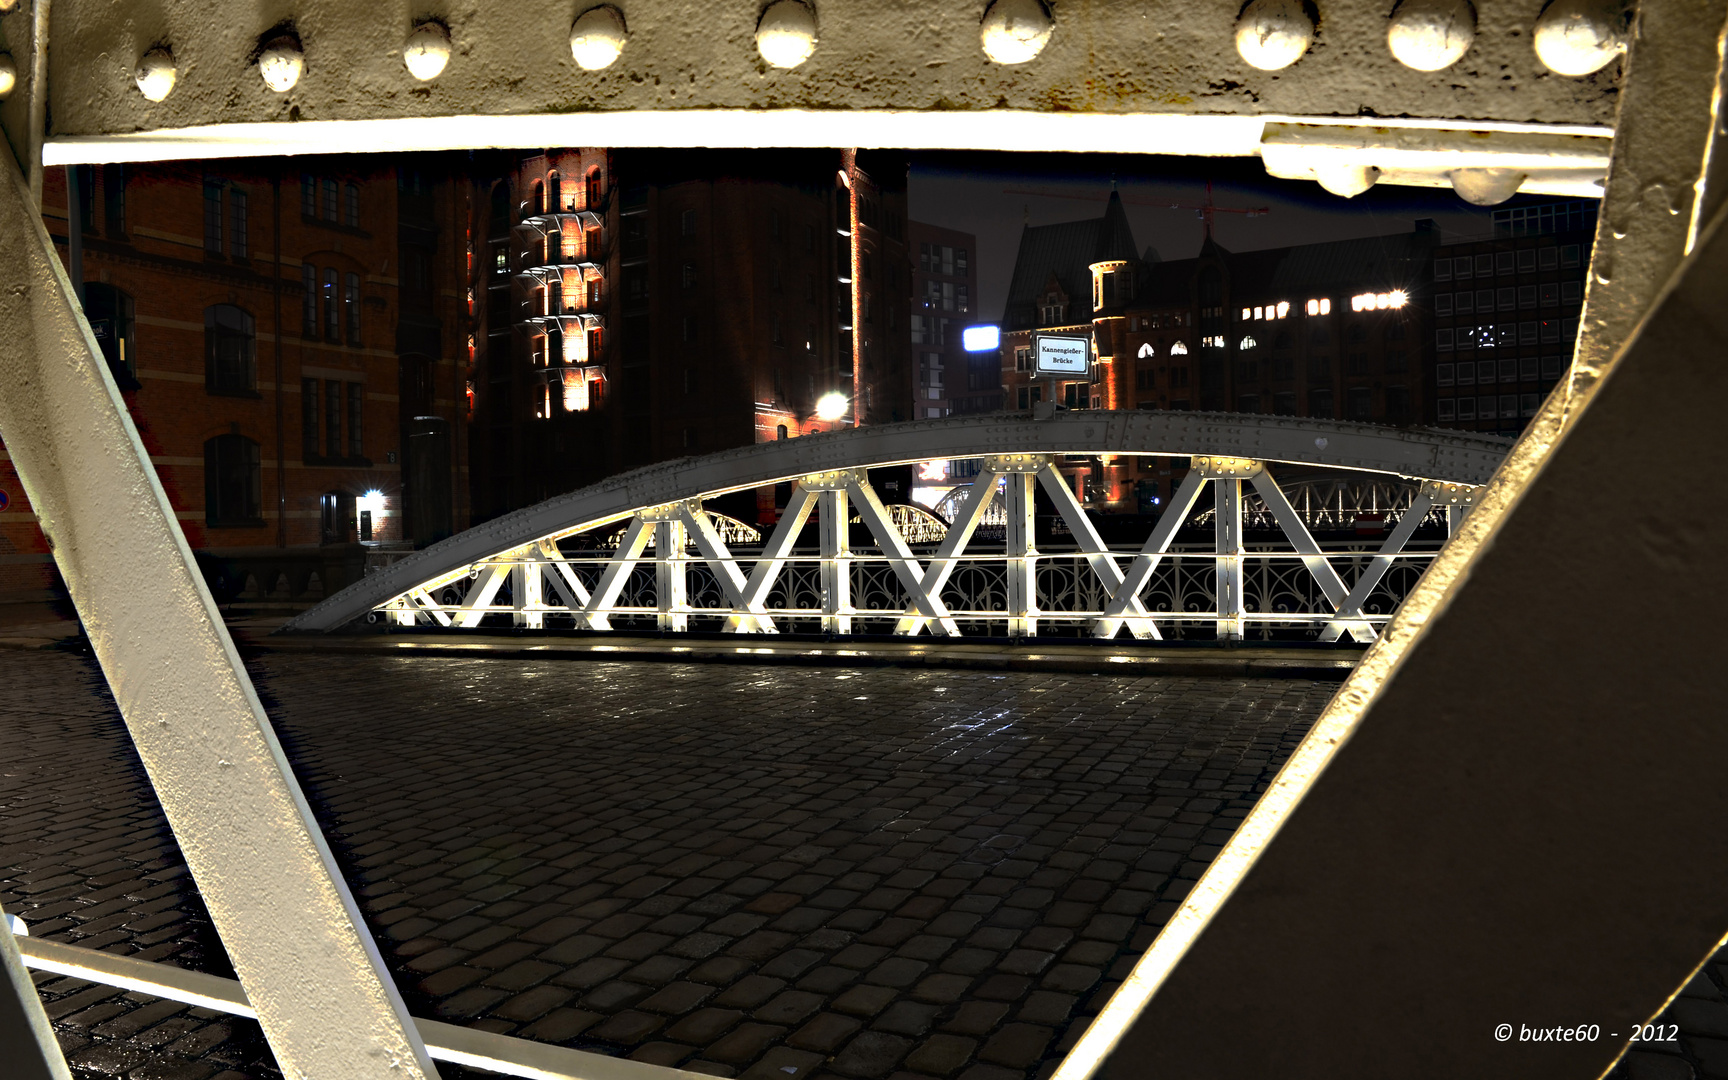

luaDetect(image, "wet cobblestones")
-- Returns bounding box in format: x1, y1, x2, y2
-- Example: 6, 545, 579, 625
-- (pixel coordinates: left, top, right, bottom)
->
1, 648, 1333, 1079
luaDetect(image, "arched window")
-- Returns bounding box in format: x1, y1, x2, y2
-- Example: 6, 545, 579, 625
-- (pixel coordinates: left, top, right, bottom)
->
1170, 341, 1189, 356
585, 168, 602, 211
777, 424, 789, 441
83, 283, 136, 387
205, 434, 261, 526
530, 180, 544, 218
547, 277, 562, 316
343, 183, 360, 227
205, 304, 255, 394
548, 172, 562, 212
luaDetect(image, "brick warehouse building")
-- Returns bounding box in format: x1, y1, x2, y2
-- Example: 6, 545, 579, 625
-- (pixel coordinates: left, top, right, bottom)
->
997, 193, 1594, 513
469, 149, 911, 525
0, 159, 469, 606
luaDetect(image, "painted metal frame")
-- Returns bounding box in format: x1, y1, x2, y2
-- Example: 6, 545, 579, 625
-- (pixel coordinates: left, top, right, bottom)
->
1, 0, 1723, 1077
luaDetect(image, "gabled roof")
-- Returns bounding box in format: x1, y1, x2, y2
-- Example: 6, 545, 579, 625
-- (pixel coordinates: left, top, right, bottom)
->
1001, 191, 1141, 331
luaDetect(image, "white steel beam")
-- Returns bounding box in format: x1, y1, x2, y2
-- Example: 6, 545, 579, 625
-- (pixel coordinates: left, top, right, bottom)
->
1002, 466, 1039, 638
1316, 492, 1435, 644
0, 908, 71, 1080
582, 515, 655, 631
817, 487, 854, 635
894, 468, 1002, 636
1033, 464, 1159, 634
728, 484, 818, 633
679, 503, 775, 634
845, 476, 961, 637
1247, 468, 1368, 643
1095, 469, 1210, 641
16, 935, 711, 1080
0, 133, 438, 1079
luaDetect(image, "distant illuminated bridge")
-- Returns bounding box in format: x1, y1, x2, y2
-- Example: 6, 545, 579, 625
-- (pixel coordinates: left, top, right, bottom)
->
286, 412, 1508, 644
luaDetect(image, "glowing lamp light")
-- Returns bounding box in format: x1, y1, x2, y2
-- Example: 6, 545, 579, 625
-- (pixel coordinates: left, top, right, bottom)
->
358, 490, 386, 516
1390, 289, 1409, 308
962, 325, 1001, 352
815, 391, 849, 422
917, 461, 947, 482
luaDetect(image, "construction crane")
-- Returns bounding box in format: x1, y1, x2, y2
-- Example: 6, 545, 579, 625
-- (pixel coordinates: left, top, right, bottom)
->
1004, 180, 1270, 238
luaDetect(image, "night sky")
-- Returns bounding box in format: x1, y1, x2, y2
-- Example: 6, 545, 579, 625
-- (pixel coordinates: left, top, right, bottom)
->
906, 151, 1581, 326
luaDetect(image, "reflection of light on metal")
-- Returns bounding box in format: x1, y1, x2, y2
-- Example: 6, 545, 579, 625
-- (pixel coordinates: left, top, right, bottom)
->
962, 325, 1001, 351
815, 391, 848, 422
917, 461, 947, 482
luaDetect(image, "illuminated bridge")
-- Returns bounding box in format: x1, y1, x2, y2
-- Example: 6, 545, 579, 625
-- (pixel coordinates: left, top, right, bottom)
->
287, 413, 1505, 645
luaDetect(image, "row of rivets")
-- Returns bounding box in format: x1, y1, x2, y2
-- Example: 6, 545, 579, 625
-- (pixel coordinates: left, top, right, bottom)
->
1238, 0, 1626, 77
0, 0, 1626, 106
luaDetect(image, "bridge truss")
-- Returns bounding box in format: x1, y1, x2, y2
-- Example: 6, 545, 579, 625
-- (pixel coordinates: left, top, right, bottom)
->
363, 453, 1480, 645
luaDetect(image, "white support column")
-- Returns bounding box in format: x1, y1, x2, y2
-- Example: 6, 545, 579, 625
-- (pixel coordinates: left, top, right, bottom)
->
652, 512, 689, 632
510, 557, 545, 630
816, 482, 854, 634
992, 454, 1045, 638
0, 136, 440, 1080
1201, 457, 1251, 641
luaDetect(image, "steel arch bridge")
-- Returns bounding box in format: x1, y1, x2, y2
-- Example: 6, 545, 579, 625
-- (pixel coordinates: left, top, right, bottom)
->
285, 412, 1509, 644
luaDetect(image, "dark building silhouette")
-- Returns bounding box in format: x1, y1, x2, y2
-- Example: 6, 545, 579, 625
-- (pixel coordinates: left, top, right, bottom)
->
996, 192, 1595, 513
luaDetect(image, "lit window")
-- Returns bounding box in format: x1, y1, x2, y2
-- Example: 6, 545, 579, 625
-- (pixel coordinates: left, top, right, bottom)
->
1253, 306, 1263, 320
1241, 307, 1251, 320
1321, 298, 1331, 315
1170, 341, 1189, 355
1239, 336, 1257, 349
1276, 301, 1289, 318
1305, 299, 1318, 316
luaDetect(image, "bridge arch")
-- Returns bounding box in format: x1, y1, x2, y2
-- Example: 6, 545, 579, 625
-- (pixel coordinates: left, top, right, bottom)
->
283, 411, 1510, 638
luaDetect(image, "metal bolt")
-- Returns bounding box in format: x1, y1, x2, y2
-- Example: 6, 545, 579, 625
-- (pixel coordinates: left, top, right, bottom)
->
259, 35, 304, 92
0, 54, 14, 101
1532, 0, 1626, 76
1235, 0, 1314, 71
980, 0, 1053, 65
570, 5, 628, 71
403, 22, 451, 82
1450, 167, 1526, 205
1315, 163, 1380, 198
135, 47, 177, 101
757, 0, 817, 69
1387, 0, 1475, 71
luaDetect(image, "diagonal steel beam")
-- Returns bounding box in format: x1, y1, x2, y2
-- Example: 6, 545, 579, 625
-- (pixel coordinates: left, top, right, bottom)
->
728, 483, 818, 632
895, 468, 1002, 636
1095, 468, 1209, 640
0, 908, 71, 1080
1058, 12, 1728, 1073
845, 476, 960, 636
0, 130, 438, 1079
1248, 467, 1370, 643
1315, 492, 1438, 643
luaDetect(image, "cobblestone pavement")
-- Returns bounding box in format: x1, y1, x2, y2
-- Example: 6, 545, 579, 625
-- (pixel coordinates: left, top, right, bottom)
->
3, 647, 1331, 1078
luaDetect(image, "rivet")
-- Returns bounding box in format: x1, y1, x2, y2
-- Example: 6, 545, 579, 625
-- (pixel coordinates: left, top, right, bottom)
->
757, 0, 817, 69
403, 21, 451, 82
1387, 0, 1475, 72
980, 0, 1053, 65
570, 5, 628, 71
1235, 0, 1314, 71
258, 34, 304, 93
1450, 167, 1526, 205
134, 47, 177, 101
1532, 0, 1626, 77
1314, 163, 1380, 198
0, 54, 14, 101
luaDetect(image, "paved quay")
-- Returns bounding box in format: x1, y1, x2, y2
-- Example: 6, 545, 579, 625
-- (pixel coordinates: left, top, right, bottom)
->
6, 644, 1725, 1079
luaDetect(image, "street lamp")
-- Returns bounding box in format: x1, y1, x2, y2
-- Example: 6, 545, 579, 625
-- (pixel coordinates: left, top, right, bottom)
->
815, 391, 849, 423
